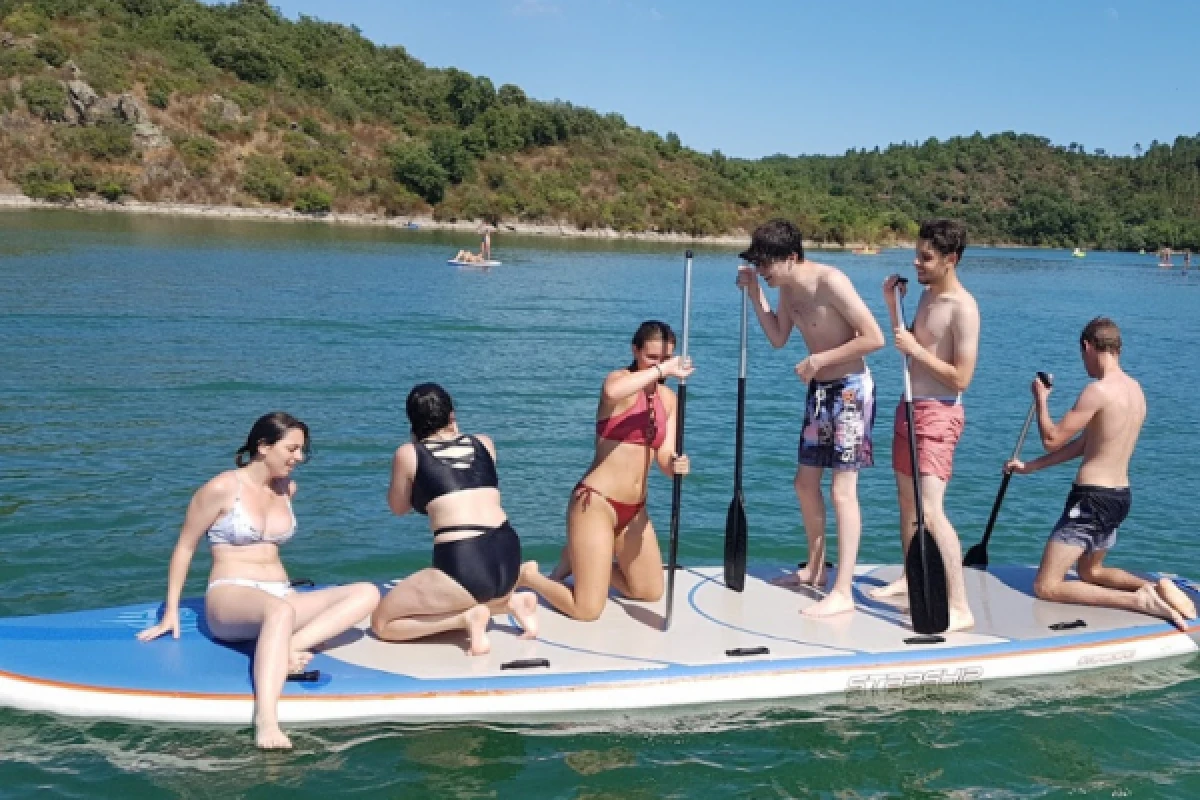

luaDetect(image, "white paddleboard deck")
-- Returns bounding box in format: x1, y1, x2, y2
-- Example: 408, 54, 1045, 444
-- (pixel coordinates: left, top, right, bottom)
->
447, 259, 501, 267
1, 564, 1197, 726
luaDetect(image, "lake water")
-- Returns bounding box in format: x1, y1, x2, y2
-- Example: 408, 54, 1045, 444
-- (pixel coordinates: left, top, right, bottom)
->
2, 210, 1199, 797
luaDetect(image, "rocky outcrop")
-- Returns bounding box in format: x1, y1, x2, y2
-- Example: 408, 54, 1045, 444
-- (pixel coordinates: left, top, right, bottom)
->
207, 94, 243, 123
59, 80, 167, 146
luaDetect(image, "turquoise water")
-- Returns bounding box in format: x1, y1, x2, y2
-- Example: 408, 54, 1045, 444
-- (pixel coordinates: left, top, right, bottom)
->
2, 211, 1199, 797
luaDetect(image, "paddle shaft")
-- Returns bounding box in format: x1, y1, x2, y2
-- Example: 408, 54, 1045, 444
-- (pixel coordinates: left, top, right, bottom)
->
895, 282, 938, 627
724, 286, 749, 591
665, 250, 694, 628
734, 287, 747, 490
972, 371, 1054, 560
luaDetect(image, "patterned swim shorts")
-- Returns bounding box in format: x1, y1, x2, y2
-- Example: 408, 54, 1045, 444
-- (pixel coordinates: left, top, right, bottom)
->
798, 369, 876, 470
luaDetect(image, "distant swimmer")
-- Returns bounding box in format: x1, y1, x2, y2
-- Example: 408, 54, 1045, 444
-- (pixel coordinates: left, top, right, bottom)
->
1006, 318, 1196, 630
375, 383, 539, 655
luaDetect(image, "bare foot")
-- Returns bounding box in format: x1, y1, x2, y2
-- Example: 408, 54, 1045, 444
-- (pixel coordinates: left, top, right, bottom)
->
945, 608, 975, 633
801, 588, 854, 618
1135, 584, 1186, 630
508, 591, 540, 639
255, 719, 293, 750
463, 604, 493, 656
795, 561, 827, 587
870, 576, 908, 600
519, 560, 542, 588
288, 651, 313, 674
1157, 578, 1198, 621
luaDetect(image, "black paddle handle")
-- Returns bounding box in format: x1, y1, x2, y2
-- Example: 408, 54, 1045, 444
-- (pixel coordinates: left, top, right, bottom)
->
665, 382, 687, 626
664, 250, 693, 629
733, 377, 745, 490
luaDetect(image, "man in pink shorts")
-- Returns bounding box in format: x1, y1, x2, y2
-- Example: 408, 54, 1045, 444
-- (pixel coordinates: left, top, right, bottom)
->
871, 219, 981, 632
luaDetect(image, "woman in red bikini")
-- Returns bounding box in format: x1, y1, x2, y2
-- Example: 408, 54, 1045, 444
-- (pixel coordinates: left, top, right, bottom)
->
519, 320, 693, 620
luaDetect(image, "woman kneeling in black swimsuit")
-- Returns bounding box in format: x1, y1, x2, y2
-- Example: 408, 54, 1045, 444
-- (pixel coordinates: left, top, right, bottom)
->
372, 383, 538, 655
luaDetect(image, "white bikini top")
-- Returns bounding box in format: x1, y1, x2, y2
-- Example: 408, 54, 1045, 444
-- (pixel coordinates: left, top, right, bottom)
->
206, 474, 297, 547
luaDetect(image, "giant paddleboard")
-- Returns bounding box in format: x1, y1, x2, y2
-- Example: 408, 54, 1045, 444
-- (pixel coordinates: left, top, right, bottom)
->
447, 259, 501, 267
1, 564, 1197, 727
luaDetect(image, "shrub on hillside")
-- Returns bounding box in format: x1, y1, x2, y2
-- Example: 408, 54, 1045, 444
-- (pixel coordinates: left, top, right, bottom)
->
293, 186, 332, 213
175, 135, 218, 176
20, 76, 66, 121
34, 36, 68, 67
242, 155, 291, 203
147, 77, 172, 109
20, 161, 75, 202
389, 142, 447, 204
59, 122, 135, 161
0, 88, 15, 113
0, 47, 41, 79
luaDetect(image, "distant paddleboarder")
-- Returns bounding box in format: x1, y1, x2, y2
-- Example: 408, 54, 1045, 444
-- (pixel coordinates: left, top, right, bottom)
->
1006, 317, 1196, 629
735, 219, 885, 618
872, 220, 981, 633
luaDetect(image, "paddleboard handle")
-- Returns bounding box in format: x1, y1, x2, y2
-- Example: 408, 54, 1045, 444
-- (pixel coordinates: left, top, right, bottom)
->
501, 658, 551, 670
287, 669, 321, 682
290, 578, 315, 588
904, 635, 946, 645
725, 646, 770, 657
1048, 619, 1087, 631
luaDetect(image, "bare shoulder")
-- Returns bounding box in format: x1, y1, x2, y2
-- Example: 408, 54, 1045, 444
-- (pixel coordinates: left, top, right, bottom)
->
393, 442, 417, 470
201, 470, 239, 500
475, 433, 497, 458
952, 285, 980, 317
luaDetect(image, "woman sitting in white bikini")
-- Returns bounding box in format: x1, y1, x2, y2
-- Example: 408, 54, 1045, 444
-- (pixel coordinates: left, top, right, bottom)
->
137, 412, 380, 750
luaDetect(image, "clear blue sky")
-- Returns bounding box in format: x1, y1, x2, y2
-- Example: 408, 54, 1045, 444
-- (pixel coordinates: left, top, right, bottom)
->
265, 0, 1199, 159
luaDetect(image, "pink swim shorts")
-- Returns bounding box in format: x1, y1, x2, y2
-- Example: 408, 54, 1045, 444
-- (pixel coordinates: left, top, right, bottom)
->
892, 399, 966, 482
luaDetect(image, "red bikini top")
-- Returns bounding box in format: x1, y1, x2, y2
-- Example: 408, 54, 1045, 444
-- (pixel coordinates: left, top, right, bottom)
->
596, 390, 667, 450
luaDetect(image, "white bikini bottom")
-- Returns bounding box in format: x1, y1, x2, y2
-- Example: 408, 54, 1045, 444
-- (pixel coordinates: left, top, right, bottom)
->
206, 578, 294, 599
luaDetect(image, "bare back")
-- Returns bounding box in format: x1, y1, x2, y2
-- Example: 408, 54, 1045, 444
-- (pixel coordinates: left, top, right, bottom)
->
1077, 372, 1145, 487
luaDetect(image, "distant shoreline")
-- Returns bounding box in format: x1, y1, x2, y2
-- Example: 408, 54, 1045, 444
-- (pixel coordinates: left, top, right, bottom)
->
0, 194, 909, 251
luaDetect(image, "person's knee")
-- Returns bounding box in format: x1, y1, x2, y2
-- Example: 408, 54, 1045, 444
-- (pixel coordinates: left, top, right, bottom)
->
265, 601, 295, 631
1033, 573, 1061, 601
625, 573, 664, 603
369, 604, 394, 639
574, 596, 606, 622
1076, 559, 1103, 584
830, 476, 859, 507
355, 582, 382, 611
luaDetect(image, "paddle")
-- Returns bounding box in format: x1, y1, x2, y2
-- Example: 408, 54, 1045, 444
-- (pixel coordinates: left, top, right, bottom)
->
895, 279, 950, 634
724, 274, 749, 592
963, 371, 1053, 569
664, 250, 694, 629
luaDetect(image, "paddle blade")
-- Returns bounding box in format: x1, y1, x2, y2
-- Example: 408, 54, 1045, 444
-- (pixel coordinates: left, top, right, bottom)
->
905, 525, 950, 634
962, 539, 988, 570
724, 491, 747, 592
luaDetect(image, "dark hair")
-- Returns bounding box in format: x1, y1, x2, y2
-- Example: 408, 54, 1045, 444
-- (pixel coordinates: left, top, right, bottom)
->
235, 412, 310, 467
628, 320, 676, 371
918, 219, 968, 261
1080, 316, 1122, 355
740, 218, 805, 265
407, 383, 454, 440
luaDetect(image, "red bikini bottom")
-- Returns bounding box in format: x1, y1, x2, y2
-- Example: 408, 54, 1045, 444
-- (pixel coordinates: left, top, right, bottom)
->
572, 482, 645, 531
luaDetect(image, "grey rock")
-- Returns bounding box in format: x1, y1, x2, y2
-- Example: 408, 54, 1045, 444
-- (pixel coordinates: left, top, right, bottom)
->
207, 93, 243, 123
117, 93, 147, 124
134, 121, 169, 149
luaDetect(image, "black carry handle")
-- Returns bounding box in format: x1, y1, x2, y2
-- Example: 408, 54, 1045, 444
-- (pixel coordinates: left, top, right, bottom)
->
501, 658, 551, 670
963, 371, 1053, 569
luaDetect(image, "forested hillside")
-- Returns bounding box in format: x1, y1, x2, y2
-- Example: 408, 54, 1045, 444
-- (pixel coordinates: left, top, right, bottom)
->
1, 0, 1198, 248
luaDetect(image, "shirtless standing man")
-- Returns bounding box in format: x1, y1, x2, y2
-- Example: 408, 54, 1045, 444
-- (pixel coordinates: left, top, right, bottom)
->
872, 219, 980, 632
1006, 317, 1196, 629
736, 219, 885, 617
